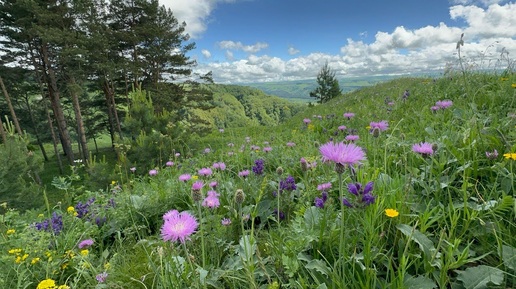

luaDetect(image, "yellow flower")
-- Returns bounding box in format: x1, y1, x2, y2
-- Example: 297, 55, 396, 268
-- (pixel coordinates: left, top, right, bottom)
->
192, 175, 199, 180
38, 214, 44, 218
104, 262, 111, 270
512, 83, 516, 88
111, 180, 116, 185
36, 278, 56, 289
6, 229, 15, 235
61, 262, 69, 270
21, 253, 29, 261
58, 286, 70, 289
503, 153, 516, 160
501, 77, 509, 81
307, 124, 315, 131
385, 208, 400, 218
8, 248, 22, 254
80, 249, 89, 256
15, 256, 22, 263
31, 257, 40, 265
66, 206, 75, 214
366, 125, 371, 130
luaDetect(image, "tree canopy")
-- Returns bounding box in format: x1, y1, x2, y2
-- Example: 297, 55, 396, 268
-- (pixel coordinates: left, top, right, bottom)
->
309, 62, 341, 104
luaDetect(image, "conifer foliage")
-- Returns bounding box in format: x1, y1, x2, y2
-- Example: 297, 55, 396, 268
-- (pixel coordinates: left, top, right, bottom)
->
309, 62, 342, 104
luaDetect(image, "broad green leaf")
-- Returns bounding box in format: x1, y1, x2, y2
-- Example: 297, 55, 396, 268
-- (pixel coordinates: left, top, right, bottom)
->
397, 224, 437, 258
305, 259, 330, 276
130, 195, 145, 210
316, 284, 328, 289
238, 235, 256, 261
456, 265, 504, 289
304, 206, 321, 228
404, 274, 437, 289
502, 245, 516, 270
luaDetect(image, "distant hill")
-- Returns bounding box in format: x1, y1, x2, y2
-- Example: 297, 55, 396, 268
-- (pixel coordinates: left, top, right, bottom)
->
189, 84, 306, 130
242, 75, 407, 103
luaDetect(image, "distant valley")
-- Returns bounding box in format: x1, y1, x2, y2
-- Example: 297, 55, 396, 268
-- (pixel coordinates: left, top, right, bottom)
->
242, 74, 418, 103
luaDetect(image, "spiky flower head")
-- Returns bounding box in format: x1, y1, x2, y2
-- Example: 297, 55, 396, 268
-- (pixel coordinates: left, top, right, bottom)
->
235, 189, 245, 204
161, 210, 198, 243
412, 142, 434, 157
319, 141, 366, 170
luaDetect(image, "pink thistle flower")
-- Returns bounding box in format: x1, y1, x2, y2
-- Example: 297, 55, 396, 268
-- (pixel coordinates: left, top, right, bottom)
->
78, 239, 94, 249
166, 161, 174, 167
198, 167, 213, 176
175, 153, 181, 157
486, 149, 498, 160
263, 146, 272, 152
149, 169, 158, 176
178, 174, 191, 182
319, 141, 366, 167
238, 170, 250, 178
436, 100, 453, 109
343, 112, 355, 119
370, 120, 389, 132
160, 210, 198, 243
317, 182, 332, 191
412, 142, 434, 156
192, 181, 204, 191
345, 135, 359, 142
431, 106, 440, 111
338, 125, 347, 131
286, 142, 296, 147
303, 118, 311, 124
209, 181, 218, 188
96, 272, 108, 283
221, 218, 231, 226
202, 190, 220, 208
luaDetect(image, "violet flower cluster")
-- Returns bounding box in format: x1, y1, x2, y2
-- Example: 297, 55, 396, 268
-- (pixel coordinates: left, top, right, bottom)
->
342, 181, 375, 208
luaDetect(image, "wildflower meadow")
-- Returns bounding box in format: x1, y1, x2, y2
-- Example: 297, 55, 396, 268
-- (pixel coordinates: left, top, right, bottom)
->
1, 74, 516, 289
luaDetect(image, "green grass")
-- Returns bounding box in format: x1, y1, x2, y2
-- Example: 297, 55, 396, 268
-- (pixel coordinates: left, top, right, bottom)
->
1, 73, 516, 289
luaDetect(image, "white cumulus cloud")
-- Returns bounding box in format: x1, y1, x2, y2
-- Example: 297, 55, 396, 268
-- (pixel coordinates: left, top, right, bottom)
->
196, 2, 516, 83
201, 49, 212, 59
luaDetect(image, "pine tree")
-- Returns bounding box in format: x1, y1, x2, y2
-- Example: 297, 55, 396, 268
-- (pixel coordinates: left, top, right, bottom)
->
309, 62, 341, 104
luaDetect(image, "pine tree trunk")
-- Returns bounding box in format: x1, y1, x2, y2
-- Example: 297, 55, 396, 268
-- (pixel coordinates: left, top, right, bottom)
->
0, 114, 7, 144
69, 76, 89, 163
47, 108, 64, 174
40, 42, 75, 164
0, 76, 23, 135
23, 94, 48, 161
102, 80, 116, 148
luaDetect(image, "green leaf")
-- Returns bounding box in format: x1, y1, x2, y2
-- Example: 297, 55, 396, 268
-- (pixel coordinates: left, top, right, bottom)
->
404, 274, 437, 289
238, 235, 256, 261
397, 224, 437, 258
304, 206, 321, 228
456, 265, 504, 289
502, 245, 516, 270
305, 259, 330, 276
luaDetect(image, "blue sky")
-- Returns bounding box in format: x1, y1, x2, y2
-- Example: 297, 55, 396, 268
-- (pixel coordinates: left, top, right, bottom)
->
162, 0, 516, 83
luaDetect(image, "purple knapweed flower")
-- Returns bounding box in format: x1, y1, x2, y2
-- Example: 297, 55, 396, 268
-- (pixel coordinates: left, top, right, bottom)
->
198, 167, 213, 176
192, 181, 204, 191
338, 125, 347, 131
96, 272, 108, 283
238, 170, 250, 178
202, 190, 220, 209
286, 142, 296, 147
345, 135, 359, 142
303, 118, 311, 124
209, 181, 218, 188
412, 142, 434, 157
149, 169, 158, 176
166, 161, 174, 167
319, 141, 366, 168
436, 100, 453, 109
317, 182, 332, 192
221, 218, 231, 226
78, 239, 94, 249
370, 120, 389, 132
486, 149, 499, 160
161, 210, 198, 243
263, 146, 272, 153
204, 148, 211, 154
343, 112, 355, 119
178, 174, 191, 182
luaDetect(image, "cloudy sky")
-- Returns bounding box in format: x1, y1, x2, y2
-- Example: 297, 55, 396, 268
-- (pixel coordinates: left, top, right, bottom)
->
160, 0, 516, 83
